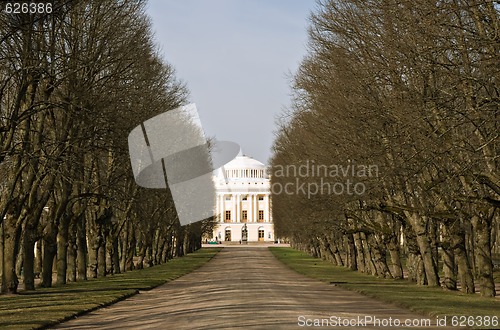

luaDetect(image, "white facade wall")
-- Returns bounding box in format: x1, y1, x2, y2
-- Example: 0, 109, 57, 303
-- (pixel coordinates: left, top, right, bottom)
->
211, 156, 274, 242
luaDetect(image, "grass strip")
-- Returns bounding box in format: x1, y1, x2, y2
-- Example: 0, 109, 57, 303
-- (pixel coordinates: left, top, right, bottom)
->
0, 247, 221, 330
269, 247, 499, 318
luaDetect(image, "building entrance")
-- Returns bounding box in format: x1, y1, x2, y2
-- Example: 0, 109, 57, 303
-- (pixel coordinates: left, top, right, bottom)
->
258, 229, 265, 242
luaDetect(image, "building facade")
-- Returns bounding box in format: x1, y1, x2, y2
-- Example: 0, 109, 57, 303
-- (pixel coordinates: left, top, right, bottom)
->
212, 155, 274, 242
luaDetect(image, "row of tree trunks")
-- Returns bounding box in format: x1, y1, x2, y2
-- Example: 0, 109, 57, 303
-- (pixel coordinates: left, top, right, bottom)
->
270, 0, 498, 297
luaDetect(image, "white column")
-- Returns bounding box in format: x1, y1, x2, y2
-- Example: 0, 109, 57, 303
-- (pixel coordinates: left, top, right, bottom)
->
263, 195, 267, 222
248, 194, 253, 223
217, 194, 220, 220
231, 194, 236, 222
235, 194, 240, 222
269, 196, 272, 222
254, 194, 259, 222
215, 194, 219, 221
219, 194, 224, 223
265, 194, 270, 222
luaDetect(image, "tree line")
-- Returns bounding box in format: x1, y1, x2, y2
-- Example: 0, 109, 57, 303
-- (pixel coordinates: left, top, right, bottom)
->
271, 0, 499, 297
0, 0, 212, 294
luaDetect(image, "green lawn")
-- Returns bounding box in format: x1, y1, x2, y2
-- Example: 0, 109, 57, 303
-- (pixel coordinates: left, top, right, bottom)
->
0, 247, 221, 329
269, 247, 499, 320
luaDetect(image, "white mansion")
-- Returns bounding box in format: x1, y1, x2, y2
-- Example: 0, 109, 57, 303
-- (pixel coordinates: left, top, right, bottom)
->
212, 155, 274, 242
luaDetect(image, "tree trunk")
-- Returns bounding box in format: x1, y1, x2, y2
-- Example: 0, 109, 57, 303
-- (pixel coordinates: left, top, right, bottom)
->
147, 245, 154, 267
387, 234, 403, 279
56, 221, 69, 285
360, 232, 376, 275
442, 247, 456, 290
183, 231, 190, 255
66, 220, 77, 282
97, 229, 106, 277
15, 235, 23, 281
319, 237, 338, 266
0, 221, 5, 293
87, 235, 99, 279
22, 228, 36, 291
111, 235, 120, 274
156, 238, 166, 265
441, 221, 457, 290
34, 239, 42, 275
455, 244, 475, 293
415, 232, 438, 285
136, 244, 145, 270
451, 219, 475, 293
175, 234, 184, 258
125, 230, 136, 271
416, 254, 426, 285
152, 229, 161, 265
353, 233, 366, 272
346, 233, 357, 271
162, 236, 172, 263
369, 234, 391, 278
40, 226, 57, 288
120, 221, 129, 272
406, 253, 417, 282
67, 240, 77, 282
3, 215, 21, 293
76, 215, 87, 281
406, 213, 440, 286
76, 244, 86, 281
332, 242, 344, 266
472, 215, 495, 297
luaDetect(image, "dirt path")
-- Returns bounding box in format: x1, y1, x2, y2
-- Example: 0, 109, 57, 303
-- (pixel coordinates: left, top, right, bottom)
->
54, 247, 451, 329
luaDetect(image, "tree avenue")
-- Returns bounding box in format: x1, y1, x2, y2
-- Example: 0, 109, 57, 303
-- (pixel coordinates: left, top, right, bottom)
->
0, 0, 214, 294
271, 0, 499, 297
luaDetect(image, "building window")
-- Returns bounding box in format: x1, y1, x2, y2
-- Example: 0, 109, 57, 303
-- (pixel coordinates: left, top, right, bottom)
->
258, 196, 264, 201
242, 196, 247, 201
225, 210, 231, 222
225, 196, 231, 201
241, 210, 248, 222
258, 210, 264, 222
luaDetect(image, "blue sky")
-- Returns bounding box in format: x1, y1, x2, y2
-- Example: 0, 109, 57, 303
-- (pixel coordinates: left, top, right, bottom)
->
146, 0, 317, 163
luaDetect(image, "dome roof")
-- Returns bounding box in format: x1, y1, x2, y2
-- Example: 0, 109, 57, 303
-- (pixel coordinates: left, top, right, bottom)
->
223, 155, 266, 170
